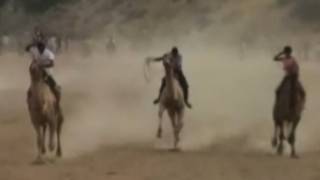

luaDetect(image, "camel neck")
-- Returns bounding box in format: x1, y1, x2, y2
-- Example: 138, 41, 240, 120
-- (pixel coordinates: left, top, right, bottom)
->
165, 70, 176, 97
31, 78, 45, 87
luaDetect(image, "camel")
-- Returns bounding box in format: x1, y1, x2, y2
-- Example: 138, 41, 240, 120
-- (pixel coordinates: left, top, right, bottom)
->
272, 79, 305, 158
27, 61, 63, 163
156, 58, 185, 151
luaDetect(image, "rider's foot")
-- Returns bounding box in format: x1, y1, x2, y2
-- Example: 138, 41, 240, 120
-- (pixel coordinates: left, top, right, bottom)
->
185, 101, 192, 109
153, 98, 160, 105
302, 102, 306, 110
56, 85, 61, 92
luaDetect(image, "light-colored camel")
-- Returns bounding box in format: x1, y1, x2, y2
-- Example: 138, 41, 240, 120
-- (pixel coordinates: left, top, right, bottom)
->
27, 61, 63, 162
272, 79, 305, 158
156, 58, 185, 150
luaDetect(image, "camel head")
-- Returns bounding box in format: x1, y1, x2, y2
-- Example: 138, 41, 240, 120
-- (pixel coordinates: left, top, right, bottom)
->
163, 57, 174, 76
29, 61, 45, 83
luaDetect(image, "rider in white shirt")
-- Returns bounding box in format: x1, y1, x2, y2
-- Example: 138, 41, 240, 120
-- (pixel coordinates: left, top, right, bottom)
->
26, 42, 60, 102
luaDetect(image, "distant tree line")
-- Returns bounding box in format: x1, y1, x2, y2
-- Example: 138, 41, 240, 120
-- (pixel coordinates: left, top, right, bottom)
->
0, 0, 74, 14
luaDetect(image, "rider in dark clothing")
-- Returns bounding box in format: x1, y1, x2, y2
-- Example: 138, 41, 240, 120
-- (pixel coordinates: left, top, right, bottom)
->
149, 47, 192, 109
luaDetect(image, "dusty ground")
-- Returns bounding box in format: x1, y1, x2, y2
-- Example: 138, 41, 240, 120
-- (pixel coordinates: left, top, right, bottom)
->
1, 48, 320, 180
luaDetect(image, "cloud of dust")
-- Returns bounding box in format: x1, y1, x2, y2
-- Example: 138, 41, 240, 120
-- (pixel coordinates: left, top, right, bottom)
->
52, 39, 320, 158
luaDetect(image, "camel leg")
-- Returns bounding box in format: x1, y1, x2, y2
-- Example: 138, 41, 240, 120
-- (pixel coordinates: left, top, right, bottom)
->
157, 106, 165, 139
28, 106, 44, 163
168, 110, 178, 150
56, 113, 63, 157
272, 103, 279, 148
175, 110, 184, 150
277, 122, 285, 155
41, 124, 47, 154
48, 121, 56, 152
288, 116, 300, 158
272, 122, 279, 148
34, 125, 45, 163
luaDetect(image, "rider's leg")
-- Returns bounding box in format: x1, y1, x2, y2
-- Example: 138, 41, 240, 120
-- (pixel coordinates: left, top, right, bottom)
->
44, 73, 63, 123
154, 77, 166, 104
176, 70, 192, 108
289, 74, 298, 110
297, 80, 306, 100
27, 89, 32, 100
276, 76, 289, 100
45, 74, 61, 102
298, 81, 306, 109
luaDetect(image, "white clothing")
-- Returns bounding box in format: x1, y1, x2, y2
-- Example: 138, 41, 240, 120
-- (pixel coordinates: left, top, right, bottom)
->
29, 47, 55, 75
163, 52, 182, 70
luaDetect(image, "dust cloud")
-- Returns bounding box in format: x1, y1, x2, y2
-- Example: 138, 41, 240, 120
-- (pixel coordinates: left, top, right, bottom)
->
1, 43, 318, 158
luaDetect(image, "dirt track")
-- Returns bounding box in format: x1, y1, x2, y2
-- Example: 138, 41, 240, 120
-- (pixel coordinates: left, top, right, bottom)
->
2, 114, 320, 180
1, 50, 320, 180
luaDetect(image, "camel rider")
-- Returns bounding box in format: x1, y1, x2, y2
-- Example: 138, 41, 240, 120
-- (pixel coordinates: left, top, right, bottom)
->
274, 46, 306, 109
148, 47, 192, 108
25, 42, 61, 102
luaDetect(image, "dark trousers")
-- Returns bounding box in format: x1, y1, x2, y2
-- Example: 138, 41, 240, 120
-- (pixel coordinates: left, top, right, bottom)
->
158, 69, 189, 101
43, 71, 60, 101
43, 71, 63, 118
28, 70, 61, 108
276, 74, 305, 110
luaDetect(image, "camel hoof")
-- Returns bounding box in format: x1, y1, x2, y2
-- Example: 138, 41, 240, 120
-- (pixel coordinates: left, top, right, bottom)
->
277, 145, 284, 155
291, 153, 299, 159
49, 145, 55, 152
56, 149, 62, 157
157, 129, 162, 139
271, 138, 277, 148
32, 157, 45, 165
47, 158, 56, 164
41, 147, 46, 154
169, 148, 181, 153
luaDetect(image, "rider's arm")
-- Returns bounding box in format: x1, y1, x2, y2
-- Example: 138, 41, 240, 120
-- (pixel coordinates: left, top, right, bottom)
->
38, 50, 55, 68
149, 55, 165, 63
25, 43, 35, 52
153, 56, 164, 62
38, 59, 54, 68
274, 51, 284, 61
146, 54, 165, 65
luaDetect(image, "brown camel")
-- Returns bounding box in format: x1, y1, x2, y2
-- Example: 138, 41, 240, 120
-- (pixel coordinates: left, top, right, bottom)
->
272, 79, 305, 158
27, 61, 63, 163
156, 58, 185, 151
